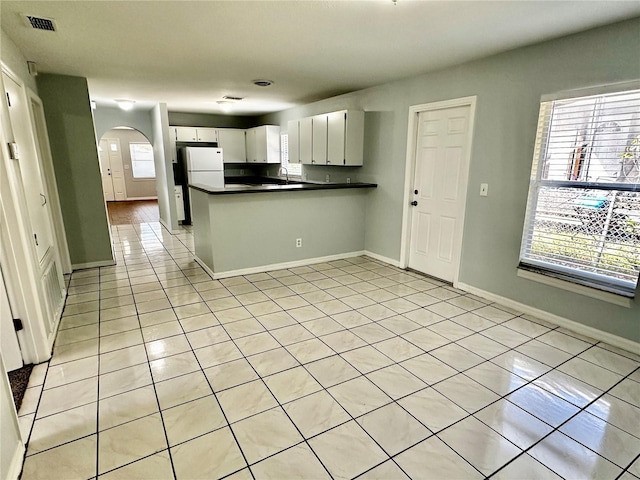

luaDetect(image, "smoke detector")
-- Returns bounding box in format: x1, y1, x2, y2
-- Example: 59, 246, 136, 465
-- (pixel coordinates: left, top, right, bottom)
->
252, 79, 274, 87
23, 15, 57, 31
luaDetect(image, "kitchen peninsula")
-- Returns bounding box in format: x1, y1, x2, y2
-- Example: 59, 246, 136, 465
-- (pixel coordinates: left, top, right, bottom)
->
190, 179, 377, 277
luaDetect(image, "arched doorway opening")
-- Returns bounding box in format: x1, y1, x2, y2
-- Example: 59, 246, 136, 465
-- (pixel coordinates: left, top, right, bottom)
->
98, 126, 159, 224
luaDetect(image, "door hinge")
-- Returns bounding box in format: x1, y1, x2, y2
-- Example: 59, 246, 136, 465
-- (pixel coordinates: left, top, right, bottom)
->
8, 142, 20, 160
6, 92, 11, 107
13, 318, 23, 331
34, 233, 39, 246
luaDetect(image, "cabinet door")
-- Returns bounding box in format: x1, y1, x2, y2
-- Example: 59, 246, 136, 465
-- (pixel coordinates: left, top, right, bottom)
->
245, 128, 257, 162
344, 110, 365, 166
312, 114, 328, 165
299, 117, 313, 165
264, 126, 281, 164
197, 128, 218, 142
218, 129, 247, 163
327, 111, 346, 165
168, 127, 178, 163
288, 120, 300, 164
175, 127, 198, 142
255, 126, 268, 162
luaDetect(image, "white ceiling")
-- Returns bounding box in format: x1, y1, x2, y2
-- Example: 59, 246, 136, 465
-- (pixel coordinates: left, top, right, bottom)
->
2, 1, 640, 116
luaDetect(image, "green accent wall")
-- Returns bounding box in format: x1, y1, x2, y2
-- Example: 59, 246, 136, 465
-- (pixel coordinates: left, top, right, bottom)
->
261, 18, 640, 342
168, 112, 260, 129
36, 74, 113, 267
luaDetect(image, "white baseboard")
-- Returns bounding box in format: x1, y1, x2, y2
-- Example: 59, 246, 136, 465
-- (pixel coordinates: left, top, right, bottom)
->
7, 442, 25, 480
159, 217, 183, 234
363, 250, 402, 268
195, 251, 368, 280
456, 282, 640, 354
126, 196, 158, 201
72, 259, 116, 270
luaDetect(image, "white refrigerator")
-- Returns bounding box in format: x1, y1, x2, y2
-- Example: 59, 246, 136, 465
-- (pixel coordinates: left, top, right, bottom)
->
186, 147, 224, 188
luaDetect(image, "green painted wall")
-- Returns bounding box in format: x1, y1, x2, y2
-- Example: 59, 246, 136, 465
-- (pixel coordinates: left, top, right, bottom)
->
261, 18, 640, 342
36, 74, 113, 267
168, 112, 259, 129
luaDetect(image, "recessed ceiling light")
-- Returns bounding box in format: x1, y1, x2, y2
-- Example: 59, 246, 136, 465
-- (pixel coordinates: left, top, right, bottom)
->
252, 79, 274, 87
216, 100, 233, 112
115, 99, 135, 111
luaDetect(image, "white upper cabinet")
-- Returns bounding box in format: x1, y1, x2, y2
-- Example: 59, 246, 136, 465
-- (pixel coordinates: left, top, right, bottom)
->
299, 117, 313, 165
197, 127, 218, 142
312, 114, 328, 165
291, 110, 364, 166
218, 128, 246, 163
174, 126, 198, 142
173, 126, 218, 143
288, 120, 300, 164
246, 125, 280, 163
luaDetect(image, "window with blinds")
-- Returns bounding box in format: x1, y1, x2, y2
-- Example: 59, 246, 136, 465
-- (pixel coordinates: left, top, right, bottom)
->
280, 134, 302, 177
519, 88, 640, 297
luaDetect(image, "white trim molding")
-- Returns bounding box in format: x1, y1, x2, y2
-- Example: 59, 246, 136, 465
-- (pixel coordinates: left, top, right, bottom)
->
400, 95, 477, 285
456, 282, 640, 354
125, 196, 158, 201
363, 250, 402, 268
72, 260, 116, 270
517, 268, 633, 308
194, 251, 368, 280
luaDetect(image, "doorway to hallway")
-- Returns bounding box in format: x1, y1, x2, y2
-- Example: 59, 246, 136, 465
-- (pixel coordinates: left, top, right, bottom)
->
106, 200, 159, 225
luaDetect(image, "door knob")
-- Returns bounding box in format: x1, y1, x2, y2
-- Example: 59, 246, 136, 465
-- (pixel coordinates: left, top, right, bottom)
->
411, 201, 418, 206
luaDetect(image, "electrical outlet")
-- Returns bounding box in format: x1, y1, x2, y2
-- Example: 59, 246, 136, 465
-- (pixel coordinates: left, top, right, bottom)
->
240, 169, 244, 175
325, 174, 330, 183
480, 183, 489, 196
346, 177, 351, 184
295, 238, 302, 248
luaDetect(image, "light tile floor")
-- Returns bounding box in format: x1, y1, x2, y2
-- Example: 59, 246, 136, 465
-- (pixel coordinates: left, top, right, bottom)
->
17, 221, 640, 479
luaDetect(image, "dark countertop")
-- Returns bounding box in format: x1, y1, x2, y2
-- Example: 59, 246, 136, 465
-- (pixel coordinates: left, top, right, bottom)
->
189, 176, 377, 195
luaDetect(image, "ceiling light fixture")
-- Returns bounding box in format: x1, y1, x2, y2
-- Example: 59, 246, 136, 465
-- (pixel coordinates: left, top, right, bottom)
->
216, 100, 233, 113
252, 79, 274, 87
115, 99, 135, 111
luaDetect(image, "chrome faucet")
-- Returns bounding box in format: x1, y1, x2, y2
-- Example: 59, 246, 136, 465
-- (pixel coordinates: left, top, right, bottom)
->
277, 166, 289, 184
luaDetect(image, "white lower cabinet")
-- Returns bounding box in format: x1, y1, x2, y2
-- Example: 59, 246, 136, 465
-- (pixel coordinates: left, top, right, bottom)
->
218, 128, 247, 163
175, 186, 185, 221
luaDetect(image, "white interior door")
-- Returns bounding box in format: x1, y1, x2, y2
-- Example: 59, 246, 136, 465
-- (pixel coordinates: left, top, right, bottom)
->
408, 105, 472, 282
105, 138, 127, 200
3, 72, 53, 264
0, 268, 22, 372
99, 139, 115, 201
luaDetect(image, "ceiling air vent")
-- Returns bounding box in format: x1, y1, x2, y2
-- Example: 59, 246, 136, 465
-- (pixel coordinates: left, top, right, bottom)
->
24, 15, 57, 31
222, 96, 243, 101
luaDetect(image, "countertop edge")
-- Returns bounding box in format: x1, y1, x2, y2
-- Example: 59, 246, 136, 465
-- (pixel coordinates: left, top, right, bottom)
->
188, 182, 378, 195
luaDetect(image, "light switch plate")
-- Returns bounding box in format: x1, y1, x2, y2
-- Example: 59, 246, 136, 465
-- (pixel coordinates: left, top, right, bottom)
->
480, 183, 489, 196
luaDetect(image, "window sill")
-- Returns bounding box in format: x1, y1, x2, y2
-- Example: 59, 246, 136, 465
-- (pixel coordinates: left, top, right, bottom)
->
516, 268, 633, 308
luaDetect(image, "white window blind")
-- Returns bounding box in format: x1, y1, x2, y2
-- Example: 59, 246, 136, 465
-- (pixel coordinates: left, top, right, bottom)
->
130, 142, 155, 178
280, 133, 302, 177
519, 89, 640, 297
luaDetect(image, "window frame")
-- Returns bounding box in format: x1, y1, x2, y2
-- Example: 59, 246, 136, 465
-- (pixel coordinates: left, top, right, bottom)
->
280, 133, 302, 178
129, 142, 156, 180
518, 83, 640, 299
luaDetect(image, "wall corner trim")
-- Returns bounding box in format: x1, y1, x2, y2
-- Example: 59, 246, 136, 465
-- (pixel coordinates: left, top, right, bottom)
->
456, 282, 640, 354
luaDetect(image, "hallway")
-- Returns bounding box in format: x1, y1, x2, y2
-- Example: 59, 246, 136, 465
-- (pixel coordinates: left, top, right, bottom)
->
106, 200, 160, 225
14, 218, 640, 479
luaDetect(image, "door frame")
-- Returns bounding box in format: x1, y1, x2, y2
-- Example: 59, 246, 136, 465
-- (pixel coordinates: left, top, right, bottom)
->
399, 96, 477, 286
27, 89, 72, 274
1, 64, 60, 364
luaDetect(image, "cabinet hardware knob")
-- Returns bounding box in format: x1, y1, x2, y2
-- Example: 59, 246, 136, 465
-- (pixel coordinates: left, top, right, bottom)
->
414, 189, 418, 195
411, 201, 418, 206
